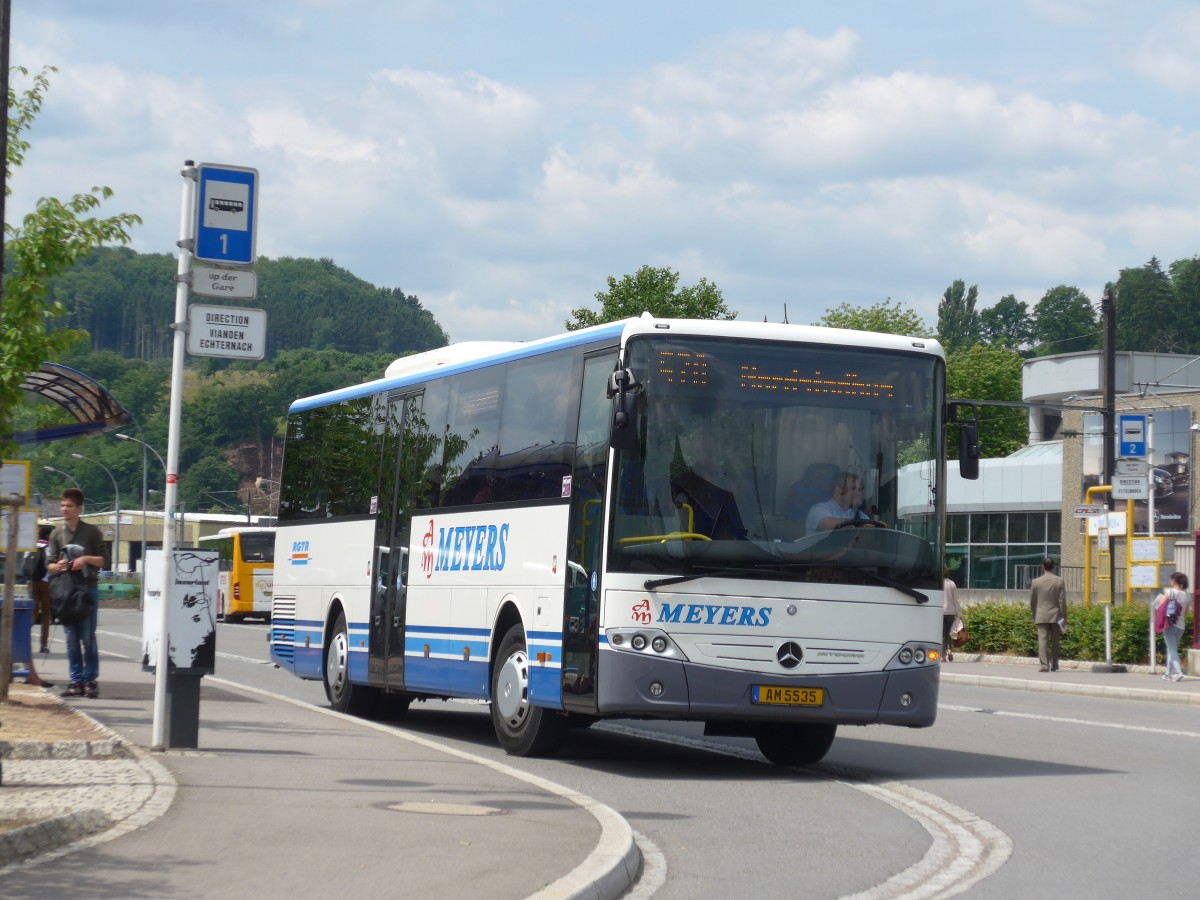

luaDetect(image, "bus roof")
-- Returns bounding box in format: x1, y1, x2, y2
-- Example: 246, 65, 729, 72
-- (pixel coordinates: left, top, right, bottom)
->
199, 526, 277, 541
289, 315, 944, 414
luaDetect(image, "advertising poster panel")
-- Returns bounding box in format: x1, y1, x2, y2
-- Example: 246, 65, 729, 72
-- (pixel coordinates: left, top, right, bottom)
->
1081, 410, 1191, 533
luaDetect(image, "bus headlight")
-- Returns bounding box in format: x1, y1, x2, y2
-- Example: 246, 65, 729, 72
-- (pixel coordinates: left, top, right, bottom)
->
606, 628, 687, 660
898, 648, 913, 664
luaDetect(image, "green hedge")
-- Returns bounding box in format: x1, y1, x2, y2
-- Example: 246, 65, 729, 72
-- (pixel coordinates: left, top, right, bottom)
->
958, 601, 1195, 666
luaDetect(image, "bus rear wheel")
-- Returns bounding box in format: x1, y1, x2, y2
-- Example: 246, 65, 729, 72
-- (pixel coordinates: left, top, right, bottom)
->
325, 611, 375, 716
755, 722, 837, 766
491, 625, 567, 757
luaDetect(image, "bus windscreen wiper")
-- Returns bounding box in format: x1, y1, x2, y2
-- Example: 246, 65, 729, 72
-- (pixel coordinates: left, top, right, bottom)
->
644, 566, 776, 590
775, 563, 929, 604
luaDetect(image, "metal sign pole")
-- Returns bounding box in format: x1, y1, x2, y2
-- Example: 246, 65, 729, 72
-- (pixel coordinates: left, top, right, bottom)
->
152, 162, 197, 750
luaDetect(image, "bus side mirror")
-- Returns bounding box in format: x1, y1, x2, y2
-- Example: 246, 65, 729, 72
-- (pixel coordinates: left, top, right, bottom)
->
948, 401, 980, 480
958, 424, 980, 480
607, 366, 641, 452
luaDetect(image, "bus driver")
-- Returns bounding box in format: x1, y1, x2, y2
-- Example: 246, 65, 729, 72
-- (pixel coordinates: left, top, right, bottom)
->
805, 470, 871, 533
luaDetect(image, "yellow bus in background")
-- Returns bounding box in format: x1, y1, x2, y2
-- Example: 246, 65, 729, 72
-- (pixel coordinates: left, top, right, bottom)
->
200, 527, 275, 622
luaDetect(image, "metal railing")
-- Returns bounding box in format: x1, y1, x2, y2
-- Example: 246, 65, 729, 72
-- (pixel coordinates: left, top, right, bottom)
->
1012, 564, 1119, 595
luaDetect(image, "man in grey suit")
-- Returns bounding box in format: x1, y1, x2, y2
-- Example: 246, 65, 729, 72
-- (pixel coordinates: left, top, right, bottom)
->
1030, 558, 1067, 672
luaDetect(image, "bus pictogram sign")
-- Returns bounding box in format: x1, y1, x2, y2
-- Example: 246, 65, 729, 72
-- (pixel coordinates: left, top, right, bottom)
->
195, 163, 259, 266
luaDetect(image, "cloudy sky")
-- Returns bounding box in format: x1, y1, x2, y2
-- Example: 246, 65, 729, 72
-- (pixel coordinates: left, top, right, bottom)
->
11, 1, 1200, 343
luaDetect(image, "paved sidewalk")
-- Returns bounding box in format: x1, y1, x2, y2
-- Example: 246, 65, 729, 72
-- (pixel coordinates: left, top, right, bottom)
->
1, 654, 639, 899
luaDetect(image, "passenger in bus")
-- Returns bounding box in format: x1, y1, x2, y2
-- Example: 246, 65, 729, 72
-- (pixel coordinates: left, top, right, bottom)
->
805, 470, 872, 534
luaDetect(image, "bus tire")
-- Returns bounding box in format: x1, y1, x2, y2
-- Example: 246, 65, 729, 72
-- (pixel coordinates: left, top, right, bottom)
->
324, 611, 375, 716
491, 624, 567, 757
754, 722, 837, 766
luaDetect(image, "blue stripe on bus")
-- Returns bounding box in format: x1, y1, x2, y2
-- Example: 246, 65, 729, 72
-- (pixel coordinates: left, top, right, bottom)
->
403, 656, 490, 697
290, 322, 625, 412
406, 624, 491, 638
529, 666, 563, 708
405, 636, 490, 658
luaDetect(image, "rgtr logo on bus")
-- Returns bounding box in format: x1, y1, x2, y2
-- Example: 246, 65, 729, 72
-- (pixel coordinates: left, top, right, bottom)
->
421, 519, 510, 578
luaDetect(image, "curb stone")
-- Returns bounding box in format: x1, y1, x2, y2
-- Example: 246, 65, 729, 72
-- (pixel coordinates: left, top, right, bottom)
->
0, 707, 177, 871
1, 737, 130, 760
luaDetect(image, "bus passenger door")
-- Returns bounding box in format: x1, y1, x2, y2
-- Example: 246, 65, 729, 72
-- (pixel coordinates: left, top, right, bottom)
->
562, 352, 616, 714
384, 393, 425, 689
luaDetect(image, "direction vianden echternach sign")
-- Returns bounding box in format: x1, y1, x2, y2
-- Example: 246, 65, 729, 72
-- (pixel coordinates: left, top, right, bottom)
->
186, 304, 267, 360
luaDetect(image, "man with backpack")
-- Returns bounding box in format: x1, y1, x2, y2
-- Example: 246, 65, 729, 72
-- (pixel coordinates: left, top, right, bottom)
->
46, 488, 109, 699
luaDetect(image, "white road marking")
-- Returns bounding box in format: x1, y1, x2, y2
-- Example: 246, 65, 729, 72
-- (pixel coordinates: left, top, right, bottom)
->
940, 703, 1200, 739
596, 723, 1012, 899
96, 629, 270, 665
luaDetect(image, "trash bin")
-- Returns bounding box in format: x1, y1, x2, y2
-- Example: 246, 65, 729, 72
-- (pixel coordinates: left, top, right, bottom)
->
4, 597, 34, 678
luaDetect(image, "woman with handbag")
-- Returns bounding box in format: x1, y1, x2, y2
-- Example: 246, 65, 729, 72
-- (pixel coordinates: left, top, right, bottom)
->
1154, 572, 1192, 682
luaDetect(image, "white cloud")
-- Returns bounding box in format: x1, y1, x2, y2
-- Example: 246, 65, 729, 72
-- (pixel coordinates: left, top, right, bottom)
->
9, 11, 1200, 344
1130, 9, 1200, 94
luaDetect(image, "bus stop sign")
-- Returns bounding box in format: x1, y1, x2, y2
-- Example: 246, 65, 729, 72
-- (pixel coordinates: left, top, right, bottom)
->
1119, 414, 1146, 457
194, 163, 259, 266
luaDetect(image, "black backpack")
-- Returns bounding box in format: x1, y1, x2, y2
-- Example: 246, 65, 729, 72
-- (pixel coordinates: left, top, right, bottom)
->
49, 570, 94, 625
21, 546, 47, 582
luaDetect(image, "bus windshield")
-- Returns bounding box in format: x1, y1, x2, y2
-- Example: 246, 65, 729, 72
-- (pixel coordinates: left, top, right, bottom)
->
609, 335, 943, 590
239, 531, 275, 563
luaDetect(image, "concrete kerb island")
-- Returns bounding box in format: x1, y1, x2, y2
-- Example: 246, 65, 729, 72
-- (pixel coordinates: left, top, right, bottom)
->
0, 715, 177, 870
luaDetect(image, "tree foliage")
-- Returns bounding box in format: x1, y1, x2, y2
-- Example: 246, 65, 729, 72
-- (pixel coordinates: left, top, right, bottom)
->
1031, 285, 1098, 356
1, 67, 141, 456
1114, 257, 1181, 352
946, 345, 1026, 458
45, 249, 450, 360
978, 294, 1033, 353
815, 298, 929, 336
565, 265, 734, 330
937, 280, 981, 355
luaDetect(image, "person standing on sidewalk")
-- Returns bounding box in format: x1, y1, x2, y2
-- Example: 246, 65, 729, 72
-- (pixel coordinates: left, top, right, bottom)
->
942, 567, 961, 661
1154, 572, 1192, 682
1030, 558, 1066, 672
46, 488, 108, 699
29, 523, 53, 654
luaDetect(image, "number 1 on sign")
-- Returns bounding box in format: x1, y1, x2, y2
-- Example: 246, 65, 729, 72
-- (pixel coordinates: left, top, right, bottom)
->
219, 233, 228, 255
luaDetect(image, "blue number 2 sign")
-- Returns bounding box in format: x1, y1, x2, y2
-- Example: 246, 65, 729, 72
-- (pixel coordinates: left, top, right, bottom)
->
195, 164, 259, 265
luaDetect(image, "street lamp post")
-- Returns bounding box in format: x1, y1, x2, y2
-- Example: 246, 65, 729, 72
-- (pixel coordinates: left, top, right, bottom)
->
43, 466, 81, 491
71, 452, 120, 574
115, 432, 167, 576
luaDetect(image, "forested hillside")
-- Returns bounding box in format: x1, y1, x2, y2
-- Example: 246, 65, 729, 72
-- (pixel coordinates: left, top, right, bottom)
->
20, 248, 448, 517
45, 247, 448, 360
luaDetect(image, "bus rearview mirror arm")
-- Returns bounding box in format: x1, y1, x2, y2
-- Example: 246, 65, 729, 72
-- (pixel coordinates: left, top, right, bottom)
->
607, 365, 642, 452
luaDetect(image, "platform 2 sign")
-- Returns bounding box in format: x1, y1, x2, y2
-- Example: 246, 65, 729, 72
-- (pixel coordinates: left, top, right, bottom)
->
186, 304, 267, 360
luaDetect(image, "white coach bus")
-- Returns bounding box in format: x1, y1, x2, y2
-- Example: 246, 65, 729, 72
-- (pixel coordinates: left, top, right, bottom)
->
269, 315, 979, 765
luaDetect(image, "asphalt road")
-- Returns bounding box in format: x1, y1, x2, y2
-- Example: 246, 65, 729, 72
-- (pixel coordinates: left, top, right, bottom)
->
91, 610, 1200, 898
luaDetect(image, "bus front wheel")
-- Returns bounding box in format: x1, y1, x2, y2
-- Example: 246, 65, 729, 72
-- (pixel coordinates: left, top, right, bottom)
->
491, 625, 567, 757
325, 611, 374, 716
754, 722, 837, 766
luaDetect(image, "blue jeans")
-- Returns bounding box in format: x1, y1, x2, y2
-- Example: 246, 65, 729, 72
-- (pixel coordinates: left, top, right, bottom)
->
64, 587, 100, 684
1164, 623, 1185, 676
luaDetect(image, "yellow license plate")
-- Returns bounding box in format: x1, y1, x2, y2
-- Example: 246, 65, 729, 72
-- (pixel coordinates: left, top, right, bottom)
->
752, 685, 824, 706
